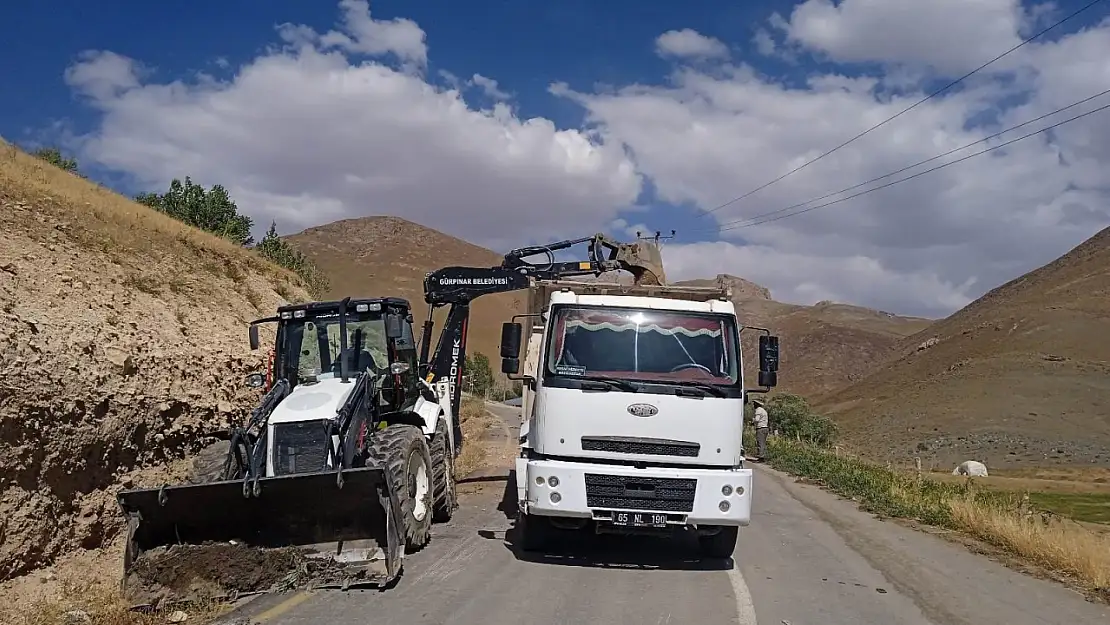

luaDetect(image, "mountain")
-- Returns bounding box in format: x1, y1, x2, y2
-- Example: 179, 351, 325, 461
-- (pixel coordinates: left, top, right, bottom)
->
284, 217, 932, 399
676, 275, 933, 398
284, 216, 525, 367
816, 227, 1110, 470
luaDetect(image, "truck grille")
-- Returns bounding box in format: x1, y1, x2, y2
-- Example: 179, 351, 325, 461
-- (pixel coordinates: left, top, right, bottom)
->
272, 422, 330, 476
584, 473, 697, 512
581, 435, 700, 457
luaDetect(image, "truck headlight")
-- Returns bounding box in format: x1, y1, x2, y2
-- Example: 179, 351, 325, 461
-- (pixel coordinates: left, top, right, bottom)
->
721, 485, 733, 496
719, 500, 730, 512
548, 476, 559, 488
550, 492, 561, 503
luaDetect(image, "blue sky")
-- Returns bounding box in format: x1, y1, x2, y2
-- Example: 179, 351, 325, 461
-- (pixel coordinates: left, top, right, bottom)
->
2, 0, 1108, 317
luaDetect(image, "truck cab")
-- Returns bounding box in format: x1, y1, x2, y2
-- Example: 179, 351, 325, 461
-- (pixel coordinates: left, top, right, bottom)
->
500, 279, 779, 558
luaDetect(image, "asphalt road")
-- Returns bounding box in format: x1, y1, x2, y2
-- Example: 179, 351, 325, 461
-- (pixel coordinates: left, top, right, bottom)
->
221, 403, 1109, 625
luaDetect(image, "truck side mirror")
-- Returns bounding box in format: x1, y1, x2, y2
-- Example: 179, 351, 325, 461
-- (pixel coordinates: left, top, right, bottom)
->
500, 322, 522, 359
502, 357, 520, 375
758, 335, 780, 388
249, 324, 260, 351
385, 313, 404, 339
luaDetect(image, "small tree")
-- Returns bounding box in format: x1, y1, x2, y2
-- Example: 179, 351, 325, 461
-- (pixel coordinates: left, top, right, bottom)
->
464, 352, 494, 397
767, 392, 838, 447
136, 176, 254, 246
253, 221, 331, 296
32, 147, 81, 176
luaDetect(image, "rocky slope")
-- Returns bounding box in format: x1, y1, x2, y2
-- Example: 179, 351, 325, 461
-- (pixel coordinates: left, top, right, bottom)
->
817, 226, 1110, 470
0, 140, 309, 586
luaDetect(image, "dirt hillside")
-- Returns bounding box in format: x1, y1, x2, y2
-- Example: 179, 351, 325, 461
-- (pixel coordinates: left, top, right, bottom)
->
817, 226, 1110, 471
676, 275, 933, 397
284, 216, 525, 365
0, 140, 310, 605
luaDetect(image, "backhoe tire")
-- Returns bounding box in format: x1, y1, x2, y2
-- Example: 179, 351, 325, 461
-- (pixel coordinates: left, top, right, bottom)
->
369, 424, 434, 553
187, 440, 238, 484
430, 417, 457, 523
697, 525, 738, 559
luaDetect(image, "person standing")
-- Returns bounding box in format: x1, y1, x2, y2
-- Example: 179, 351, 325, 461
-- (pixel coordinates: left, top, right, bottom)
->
752, 399, 769, 461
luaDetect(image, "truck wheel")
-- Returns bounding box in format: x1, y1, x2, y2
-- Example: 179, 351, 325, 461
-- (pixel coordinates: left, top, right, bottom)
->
430, 417, 457, 522
369, 424, 434, 553
517, 512, 551, 553
697, 525, 738, 559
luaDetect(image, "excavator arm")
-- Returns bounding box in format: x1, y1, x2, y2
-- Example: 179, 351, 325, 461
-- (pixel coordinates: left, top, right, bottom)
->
418, 233, 668, 452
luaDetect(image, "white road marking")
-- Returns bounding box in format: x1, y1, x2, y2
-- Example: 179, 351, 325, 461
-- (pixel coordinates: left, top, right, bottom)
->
728, 557, 759, 625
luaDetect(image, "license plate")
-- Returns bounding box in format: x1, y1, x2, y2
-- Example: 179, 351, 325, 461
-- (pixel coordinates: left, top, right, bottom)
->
611, 511, 668, 527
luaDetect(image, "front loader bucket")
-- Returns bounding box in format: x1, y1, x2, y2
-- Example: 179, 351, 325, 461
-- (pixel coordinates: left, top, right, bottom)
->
117, 467, 404, 603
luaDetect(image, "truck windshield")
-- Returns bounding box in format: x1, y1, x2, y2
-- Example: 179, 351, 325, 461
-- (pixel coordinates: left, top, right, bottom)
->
544, 306, 740, 385
280, 311, 389, 386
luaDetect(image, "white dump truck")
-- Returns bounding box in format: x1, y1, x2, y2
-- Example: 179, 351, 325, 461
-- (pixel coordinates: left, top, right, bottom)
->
499, 277, 780, 557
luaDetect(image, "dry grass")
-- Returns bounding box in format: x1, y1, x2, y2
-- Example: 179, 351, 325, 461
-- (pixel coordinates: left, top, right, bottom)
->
766, 437, 1110, 596
0, 139, 300, 289
455, 396, 494, 477
949, 495, 1110, 589
8, 577, 227, 625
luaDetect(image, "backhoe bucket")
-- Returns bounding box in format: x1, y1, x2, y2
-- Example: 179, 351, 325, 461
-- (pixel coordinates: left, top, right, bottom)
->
613, 239, 667, 286
116, 467, 404, 602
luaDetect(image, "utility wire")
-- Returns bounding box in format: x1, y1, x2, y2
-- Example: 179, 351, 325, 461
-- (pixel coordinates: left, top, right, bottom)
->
692, 87, 1110, 233
692, 0, 1108, 220
714, 99, 1110, 232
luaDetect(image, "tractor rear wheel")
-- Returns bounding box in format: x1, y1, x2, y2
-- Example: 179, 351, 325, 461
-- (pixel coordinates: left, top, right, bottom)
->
430, 417, 457, 522
369, 424, 434, 553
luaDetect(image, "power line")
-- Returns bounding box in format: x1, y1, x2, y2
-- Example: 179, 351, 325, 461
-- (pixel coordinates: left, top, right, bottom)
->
693, 87, 1110, 233
692, 0, 1107, 220
714, 99, 1110, 232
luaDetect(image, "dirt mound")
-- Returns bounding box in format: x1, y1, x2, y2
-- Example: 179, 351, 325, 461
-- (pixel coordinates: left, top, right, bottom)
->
0, 139, 311, 584
124, 544, 303, 605
817, 226, 1110, 470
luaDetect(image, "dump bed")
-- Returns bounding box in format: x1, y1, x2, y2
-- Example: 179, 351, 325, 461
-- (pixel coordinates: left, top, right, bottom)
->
525, 278, 732, 320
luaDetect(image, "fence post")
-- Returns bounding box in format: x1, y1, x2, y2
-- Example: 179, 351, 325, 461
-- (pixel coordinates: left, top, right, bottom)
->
915, 457, 922, 474
835, 445, 841, 457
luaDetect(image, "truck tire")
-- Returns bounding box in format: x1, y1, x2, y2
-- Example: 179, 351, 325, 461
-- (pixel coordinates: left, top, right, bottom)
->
517, 512, 551, 553
430, 416, 457, 523
697, 525, 738, 559
369, 424, 434, 553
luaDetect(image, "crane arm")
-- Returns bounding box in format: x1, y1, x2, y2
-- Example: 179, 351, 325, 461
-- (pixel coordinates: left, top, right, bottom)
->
417, 233, 667, 452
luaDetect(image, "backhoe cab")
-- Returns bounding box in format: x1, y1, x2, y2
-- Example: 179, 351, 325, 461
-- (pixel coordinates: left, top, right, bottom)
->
115, 297, 459, 600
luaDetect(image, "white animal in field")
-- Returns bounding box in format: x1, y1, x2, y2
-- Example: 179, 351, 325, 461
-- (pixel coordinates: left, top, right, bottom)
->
952, 460, 989, 477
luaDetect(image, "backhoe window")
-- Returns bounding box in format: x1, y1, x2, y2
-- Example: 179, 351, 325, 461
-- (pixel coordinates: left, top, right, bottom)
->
281, 311, 389, 386
544, 306, 740, 384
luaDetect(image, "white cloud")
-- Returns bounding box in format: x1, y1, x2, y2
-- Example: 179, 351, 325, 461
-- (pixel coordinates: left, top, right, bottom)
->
777, 0, 1031, 75
64, 1, 642, 252
64, 1, 1110, 319
555, 7, 1110, 317
283, 0, 429, 71
469, 73, 511, 100
654, 29, 731, 60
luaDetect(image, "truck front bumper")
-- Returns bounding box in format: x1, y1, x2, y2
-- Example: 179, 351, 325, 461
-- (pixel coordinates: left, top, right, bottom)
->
518, 458, 753, 527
